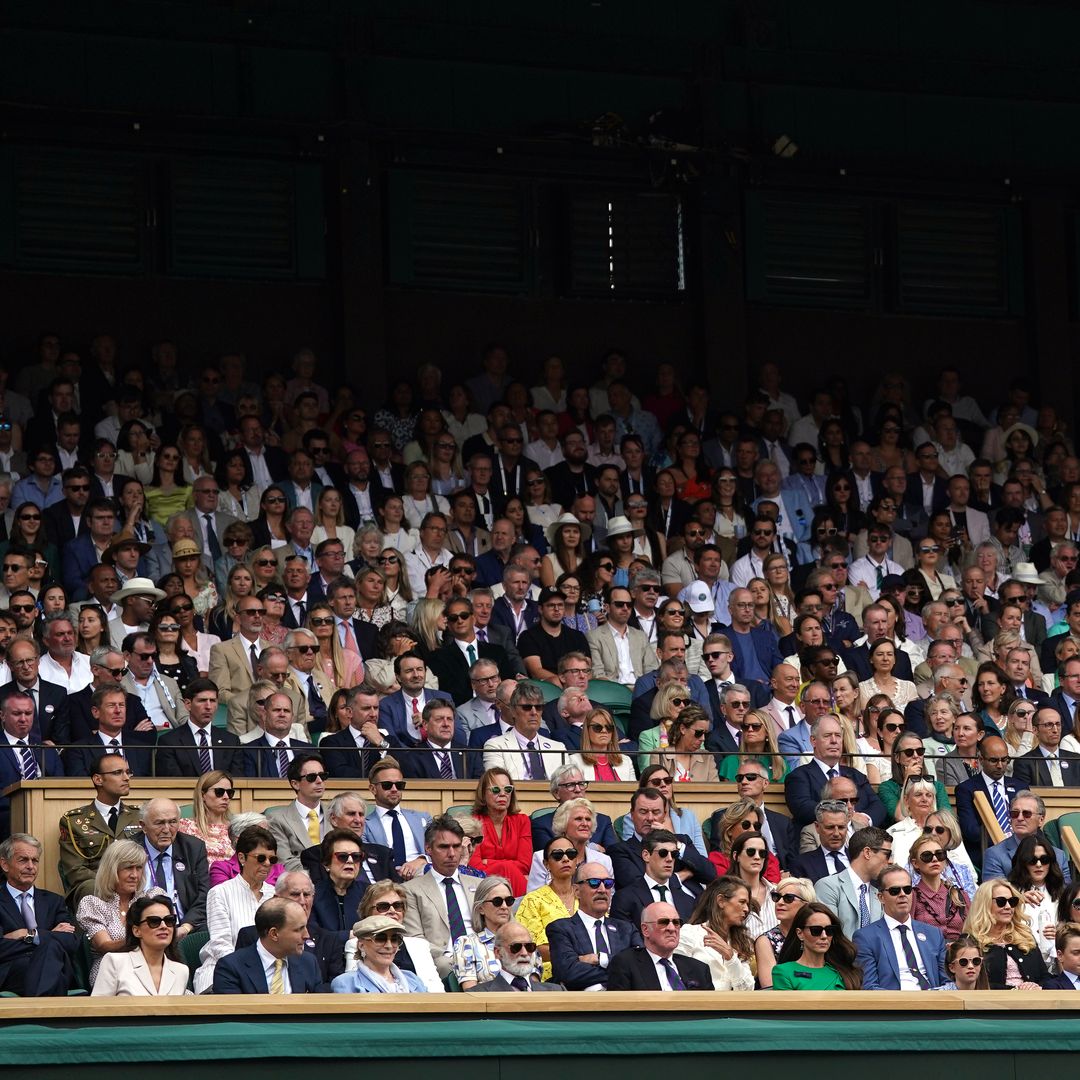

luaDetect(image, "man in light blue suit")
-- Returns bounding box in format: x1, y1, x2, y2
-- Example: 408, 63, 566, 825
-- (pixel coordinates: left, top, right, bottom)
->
981, 791, 1071, 883
377, 652, 455, 746
853, 866, 947, 990
362, 758, 431, 878
815, 826, 891, 940
752, 459, 813, 546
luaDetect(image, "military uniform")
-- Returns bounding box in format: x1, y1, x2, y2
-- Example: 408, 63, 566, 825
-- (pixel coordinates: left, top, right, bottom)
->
58, 801, 143, 907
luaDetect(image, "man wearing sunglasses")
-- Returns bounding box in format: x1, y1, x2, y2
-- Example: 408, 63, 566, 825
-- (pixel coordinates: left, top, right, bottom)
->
607, 901, 714, 991
1012, 706, 1080, 789
611, 829, 702, 925
585, 585, 656, 687
483, 682, 567, 782
466, 921, 565, 992
139, 798, 208, 942
429, 598, 514, 707
209, 599, 274, 734
853, 864, 947, 990
548, 861, 640, 989
981, 791, 1071, 883
361, 758, 430, 880
120, 631, 188, 734
959, 731, 1025, 845
264, 753, 332, 871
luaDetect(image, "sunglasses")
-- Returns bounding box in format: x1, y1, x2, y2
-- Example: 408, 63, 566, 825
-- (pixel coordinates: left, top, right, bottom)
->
446, 612, 471, 622
917, 849, 947, 864
670, 697, 691, 707
225, 538, 247, 547
598, 562, 615, 572
300, 772, 329, 783
489, 785, 514, 795
247, 853, 279, 865
505, 941, 538, 955
105, 666, 128, 678
254, 559, 277, 568
769, 891, 802, 905
587, 724, 614, 734
483, 896, 514, 908
17, 513, 41, 522
955, 956, 983, 969
742, 847, 767, 858
944, 598, 964, 606
882, 885, 914, 896
742, 722, 764, 733
254, 696, 272, 707
580, 877, 615, 890
368, 931, 405, 946
922, 825, 948, 836
646, 777, 673, 787
376, 556, 399, 565
919, 546, 941, 555
549, 848, 578, 861
377, 780, 406, 790
289, 644, 318, 654
1009, 809, 1036, 820
804, 924, 836, 938
993, 895, 1020, 909
157, 623, 181, 633
310, 616, 334, 626
734, 772, 765, 783
738, 819, 757, 831
899, 746, 926, 757
1027, 854, 1053, 866
333, 851, 363, 863
240, 607, 266, 615
517, 703, 544, 712
651, 848, 680, 860
649, 917, 682, 928
608, 599, 632, 609
209, 787, 233, 799
138, 915, 178, 929
1, 564, 27, 573
171, 603, 195, 613
883, 722, 905, 733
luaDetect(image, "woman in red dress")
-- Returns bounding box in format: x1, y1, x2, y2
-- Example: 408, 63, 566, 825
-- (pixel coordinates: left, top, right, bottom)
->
469, 768, 533, 896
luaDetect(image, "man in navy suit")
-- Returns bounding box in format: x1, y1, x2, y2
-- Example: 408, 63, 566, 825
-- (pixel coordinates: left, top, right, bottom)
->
530, 764, 617, 852
243, 691, 314, 779
548, 861, 641, 990
1043, 924, 1080, 989
154, 679, 249, 777
607, 901, 714, 990
212, 897, 322, 994
0, 692, 64, 837
488, 568, 540, 641
0, 833, 78, 996
611, 830, 702, 925
903, 445, 950, 518
981, 791, 1071, 882
0, 642, 70, 746
841, 604, 915, 682
399, 700, 470, 781
1046, 656, 1080, 739
954, 736, 1030, 868
853, 866, 948, 990
61, 687, 155, 779
64, 649, 149, 745
785, 715, 886, 828
377, 653, 454, 746
427, 597, 515, 706
320, 684, 400, 780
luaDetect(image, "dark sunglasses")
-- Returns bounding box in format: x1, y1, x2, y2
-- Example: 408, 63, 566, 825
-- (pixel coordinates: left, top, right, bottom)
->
289, 644, 318, 654
377, 780, 406, 790
734, 772, 765, 783
171, 603, 195, 613
651, 848, 679, 860
333, 851, 363, 863
247, 853, 279, 865
670, 697, 691, 706
882, 885, 914, 896
917, 849, 947, 864
955, 957, 983, 969
506, 941, 538, 954
157, 623, 180, 633
310, 616, 335, 626
209, 787, 233, 799
650, 917, 682, 928
770, 891, 803, 904
549, 848, 578, 861
899, 746, 926, 757
587, 723, 614, 734
804, 924, 836, 938
1027, 854, 1053, 866
138, 915, 178, 928
300, 771, 329, 783
580, 877, 615, 890
489, 785, 514, 795
742, 847, 767, 858
374, 901, 406, 914
993, 895, 1020, 908
368, 931, 404, 946
483, 896, 515, 908
922, 825, 948, 836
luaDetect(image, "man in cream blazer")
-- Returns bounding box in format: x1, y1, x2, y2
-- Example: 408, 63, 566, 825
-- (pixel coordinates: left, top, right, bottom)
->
483, 687, 567, 782
585, 587, 657, 687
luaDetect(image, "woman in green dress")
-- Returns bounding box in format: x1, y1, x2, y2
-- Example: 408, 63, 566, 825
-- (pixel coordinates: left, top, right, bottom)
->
771, 902, 862, 990
718, 708, 788, 782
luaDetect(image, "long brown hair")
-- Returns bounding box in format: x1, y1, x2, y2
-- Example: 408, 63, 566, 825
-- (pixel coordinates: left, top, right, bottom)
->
688, 876, 755, 961
776, 901, 862, 989
577, 708, 624, 767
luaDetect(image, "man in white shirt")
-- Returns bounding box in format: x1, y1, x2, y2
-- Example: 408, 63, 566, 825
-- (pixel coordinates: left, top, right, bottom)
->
366, 759, 427, 879
849, 527, 905, 601
38, 612, 92, 694
525, 411, 564, 471
405, 513, 452, 597
342, 448, 377, 527
607, 901, 713, 990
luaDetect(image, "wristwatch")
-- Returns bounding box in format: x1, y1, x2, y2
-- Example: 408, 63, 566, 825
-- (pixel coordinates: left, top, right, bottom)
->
23, 933, 34, 944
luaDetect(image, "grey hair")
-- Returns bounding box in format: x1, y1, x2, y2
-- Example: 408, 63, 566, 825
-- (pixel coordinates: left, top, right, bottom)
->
470, 874, 513, 931
493, 920, 532, 949
0, 833, 41, 861
815, 799, 851, 822
89, 646, 119, 667
274, 870, 313, 896
284, 628, 317, 649
328, 792, 367, 820
1011, 790, 1046, 815
548, 762, 584, 797
717, 682, 751, 707
228, 812, 269, 844
510, 682, 545, 707
552, 797, 595, 838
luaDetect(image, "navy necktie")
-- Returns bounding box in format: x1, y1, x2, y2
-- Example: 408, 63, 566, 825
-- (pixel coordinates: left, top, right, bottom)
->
442, 877, 467, 940
388, 809, 407, 866
203, 513, 222, 562
897, 924, 930, 989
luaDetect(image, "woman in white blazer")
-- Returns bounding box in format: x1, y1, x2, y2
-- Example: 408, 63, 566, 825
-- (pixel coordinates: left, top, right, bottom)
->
91, 896, 191, 996
565, 708, 637, 781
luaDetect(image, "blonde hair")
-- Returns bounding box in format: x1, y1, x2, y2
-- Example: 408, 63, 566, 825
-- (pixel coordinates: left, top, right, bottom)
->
577, 708, 623, 766
306, 603, 349, 690
1002, 698, 1034, 754
191, 769, 235, 837
716, 798, 762, 855
410, 597, 445, 653
93, 839, 148, 901
740, 708, 786, 781
358, 879, 407, 920
925, 809, 963, 851
650, 682, 690, 722
963, 878, 1037, 952
775, 876, 817, 903
552, 797, 595, 838
896, 775, 937, 822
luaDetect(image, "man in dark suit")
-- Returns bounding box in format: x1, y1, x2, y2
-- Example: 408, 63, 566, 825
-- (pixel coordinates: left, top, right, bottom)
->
1042, 924, 1080, 990
398, 700, 470, 781
320, 684, 401, 779
427, 598, 515, 706
0, 638, 70, 745
243, 690, 314, 779
60, 684, 156, 778
608, 789, 716, 890
954, 736, 1031, 868
238, 415, 289, 486
487, 576, 540, 642
328, 580, 380, 662
1046, 655, 1080, 738
0, 833, 78, 996
610, 831, 702, 925
607, 901, 714, 990
1012, 707, 1080, 788
784, 715, 886, 828
299, 792, 396, 888
785, 799, 854, 883
154, 678, 249, 777
465, 920, 566, 992
903, 445, 950, 518
840, 603, 915, 682
853, 866, 948, 990
42, 465, 92, 548
139, 798, 210, 935
549, 862, 641, 990
213, 897, 322, 994
65, 650, 149, 744
545, 431, 597, 510
377, 654, 455, 747
0, 691, 65, 837
708, 760, 795, 865
367, 429, 406, 501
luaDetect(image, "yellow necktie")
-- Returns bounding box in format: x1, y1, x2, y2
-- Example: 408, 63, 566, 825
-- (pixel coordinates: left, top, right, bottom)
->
307, 808, 320, 844
269, 958, 284, 995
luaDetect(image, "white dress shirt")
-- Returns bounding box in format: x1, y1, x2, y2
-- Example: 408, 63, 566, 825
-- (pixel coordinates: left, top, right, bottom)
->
372, 805, 421, 861
883, 914, 927, 991
256, 939, 292, 994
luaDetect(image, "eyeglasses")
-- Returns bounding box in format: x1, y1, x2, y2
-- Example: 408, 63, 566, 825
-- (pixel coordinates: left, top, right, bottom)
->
172, 603, 195, 613
670, 697, 691, 707
134, 651, 158, 661
982, 756, 1010, 766
289, 645, 319, 654
368, 931, 404, 946
370, 900, 406, 915
922, 825, 949, 836
804, 924, 836, 938
580, 877, 615, 890
376, 556, 399, 565
333, 851, 363, 864
300, 771, 329, 783
100, 767, 133, 777
1008, 808, 1036, 820
505, 941, 538, 955
549, 848, 578, 861
310, 616, 334, 626
702, 651, 730, 661
254, 696, 272, 707
883, 722, 905, 733
138, 915, 178, 929
917, 849, 947, 864
247, 853, 279, 865
993, 895, 1020, 909
899, 746, 926, 758
882, 885, 914, 896
105, 666, 128, 678
240, 607, 266, 616
517, 703, 544, 712
557, 780, 589, 792
770, 891, 803, 904
734, 772, 765, 783
598, 562, 615, 572
489, 785, 515, 795
209, 787, 233, 799
943, 598, 964, 606
648, 917, 683, 928
955, 957, 983, 969
1027, 854, 1053, 866
376, 780, 406, 790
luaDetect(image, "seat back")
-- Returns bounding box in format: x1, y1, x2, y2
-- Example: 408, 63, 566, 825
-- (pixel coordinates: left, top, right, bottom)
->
180, 930, 210, 990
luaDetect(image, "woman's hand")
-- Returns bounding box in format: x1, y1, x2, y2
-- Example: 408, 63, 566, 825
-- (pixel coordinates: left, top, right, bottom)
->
1021, 889, 1042, 907
702, 932, 734, 961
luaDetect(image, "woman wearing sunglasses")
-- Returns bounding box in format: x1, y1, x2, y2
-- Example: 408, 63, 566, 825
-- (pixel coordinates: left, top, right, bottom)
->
450, 875, 519, 989
177, 770, 235, 862
194, 825, 279, 993
755, 877, 816, 989
772, 901, 862, 990
307, 603, 363, 695
707, 800, 781, 883
916, 810, 979, 895
1007, 834, 1065, 970
877, 732, 951, 823
350, 880, 444, 992
567, 708, 636, 781
516, 838, 579, 982
728, 831, 778, 937
909, 832, 971, 943
308, 829, 374, 933
963, 878, 1049, 989
150, 606, 198, 694
638, 682, 692, 756
333, 914, 428, 994
938, 935, 989, 990
91, 896, 190, 997
675, 875, 755, 991
468, 768, 533, 897
1002, 698, 1037, 760
249, 485, 290, 550
651, 704, 720, 783
623, 765, 707, 857
719, 707, 788, 782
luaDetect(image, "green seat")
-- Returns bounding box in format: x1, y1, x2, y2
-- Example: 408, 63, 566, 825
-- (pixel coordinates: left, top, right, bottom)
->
587, 679, 631, 735
213, 702, 229, 729
447, 804, 474, 819
701, 815, 713, 848
1044, 812, 1080, 855
180, 930, 209, 991
72, 937, 93, 994
179, 803, 194, 820
525, 679, 562, 703
613, 813, 626, 840
530, 806, 556, 823
442, 970, 462, 992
